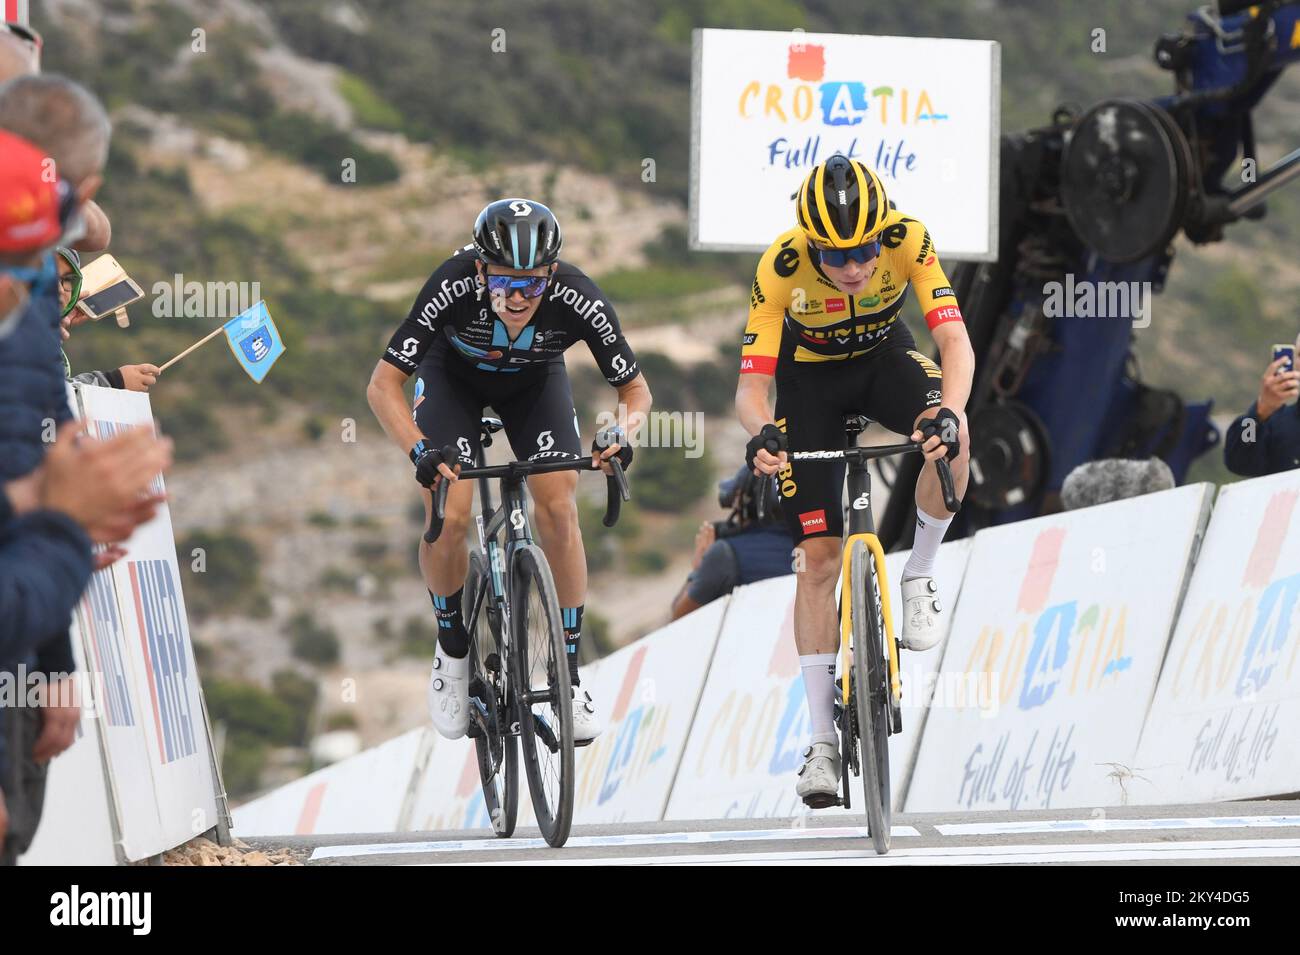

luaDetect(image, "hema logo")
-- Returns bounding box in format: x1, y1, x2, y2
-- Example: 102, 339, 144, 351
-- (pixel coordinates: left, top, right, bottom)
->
50, 885, 151, 935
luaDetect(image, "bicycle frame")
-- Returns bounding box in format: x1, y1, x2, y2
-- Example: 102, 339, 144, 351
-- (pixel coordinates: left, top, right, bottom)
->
471, 457, 540, 647
788, 430, 960, 708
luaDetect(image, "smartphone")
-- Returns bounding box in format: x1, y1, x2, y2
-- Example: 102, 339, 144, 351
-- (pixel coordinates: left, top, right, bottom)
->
1273, 344, 1295, 374
76, 254, 144, 321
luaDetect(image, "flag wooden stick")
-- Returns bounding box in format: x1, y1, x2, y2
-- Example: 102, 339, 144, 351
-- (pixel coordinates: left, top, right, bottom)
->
159, 325, 226, 373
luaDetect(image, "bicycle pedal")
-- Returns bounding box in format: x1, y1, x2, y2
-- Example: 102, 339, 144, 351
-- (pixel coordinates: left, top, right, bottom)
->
801, 792, 841, 810
573, 736, 596, 748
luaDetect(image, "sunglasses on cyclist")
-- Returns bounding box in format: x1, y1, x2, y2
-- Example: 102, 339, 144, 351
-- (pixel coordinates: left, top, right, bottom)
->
485, 274, 550, 299
814, 239, 882, 268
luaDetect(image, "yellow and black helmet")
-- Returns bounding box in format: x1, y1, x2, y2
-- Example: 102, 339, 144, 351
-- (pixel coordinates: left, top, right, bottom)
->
795, 155, 891, 248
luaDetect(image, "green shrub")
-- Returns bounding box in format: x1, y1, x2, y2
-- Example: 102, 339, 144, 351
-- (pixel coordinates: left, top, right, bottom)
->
179, 530, 267, 620
203, 677, 297, 745
288, 612, 341, 666
401, 615, 437, 658
271, 669, 320, 746
337, 71, 405, 130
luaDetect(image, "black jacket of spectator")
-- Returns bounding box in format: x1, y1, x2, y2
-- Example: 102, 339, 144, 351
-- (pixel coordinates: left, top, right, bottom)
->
685, 524, 793, 607
0, 273, 85, 679
1224, 402, 1300, 477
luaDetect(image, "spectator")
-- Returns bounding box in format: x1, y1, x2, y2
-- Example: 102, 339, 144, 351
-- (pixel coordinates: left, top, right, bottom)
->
0, 125, 168, 864
0, 64, 111, 252
1224, 351, 1300, 477
671, 465, 794, 620
57, 248, 160, 392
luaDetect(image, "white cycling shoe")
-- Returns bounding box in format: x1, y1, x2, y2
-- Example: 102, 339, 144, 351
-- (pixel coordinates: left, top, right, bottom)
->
572, 686, 602, 746
900, 576, 944, 651
427, 650, 469, 739
795, 741, 842, 808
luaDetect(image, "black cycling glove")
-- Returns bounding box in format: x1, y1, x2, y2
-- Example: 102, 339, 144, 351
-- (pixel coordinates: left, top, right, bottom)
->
918, 408, 962, 460
411, 440, 458, 487
745, 423, 787, 472
592, 427, 633, 470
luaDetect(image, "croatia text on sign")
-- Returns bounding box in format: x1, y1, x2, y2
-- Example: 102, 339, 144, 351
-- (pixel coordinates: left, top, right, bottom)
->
1135, 471, 1300, 803
904, 484, 1213, 813
691, 29, 1000, 258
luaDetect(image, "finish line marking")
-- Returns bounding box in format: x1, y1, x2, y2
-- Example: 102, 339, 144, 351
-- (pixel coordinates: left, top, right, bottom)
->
310, 824, 920, 861
934, 815, 1300, 836
428, 837, 1300, 866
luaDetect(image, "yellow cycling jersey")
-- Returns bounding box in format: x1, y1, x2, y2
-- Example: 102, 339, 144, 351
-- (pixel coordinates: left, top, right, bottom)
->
740, 210, 963, 375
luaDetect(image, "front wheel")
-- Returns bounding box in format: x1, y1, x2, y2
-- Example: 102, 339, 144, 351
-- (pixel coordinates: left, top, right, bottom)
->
465, 551, 518, 838
510, 544, 574, 848
850, 539, 892, 854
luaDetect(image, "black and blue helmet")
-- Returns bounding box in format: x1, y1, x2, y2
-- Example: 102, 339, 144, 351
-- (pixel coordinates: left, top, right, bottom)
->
472, 198, 563, 270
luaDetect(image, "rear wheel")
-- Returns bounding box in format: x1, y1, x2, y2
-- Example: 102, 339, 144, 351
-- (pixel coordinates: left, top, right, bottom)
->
510, 544, 574, 848
465, 551, 518, 838
850, 539, 892, 854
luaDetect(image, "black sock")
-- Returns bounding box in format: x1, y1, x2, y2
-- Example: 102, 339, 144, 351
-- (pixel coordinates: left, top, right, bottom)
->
562, 605, 583, 685
430, 588, 469, 659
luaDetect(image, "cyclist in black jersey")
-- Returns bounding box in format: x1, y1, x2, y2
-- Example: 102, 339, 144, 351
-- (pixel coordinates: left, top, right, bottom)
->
367, 199, 652, 744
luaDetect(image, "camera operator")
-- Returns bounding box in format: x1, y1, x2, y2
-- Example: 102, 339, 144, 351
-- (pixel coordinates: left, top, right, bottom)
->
1224, 346, 1300, 477
670, 465, 794, 621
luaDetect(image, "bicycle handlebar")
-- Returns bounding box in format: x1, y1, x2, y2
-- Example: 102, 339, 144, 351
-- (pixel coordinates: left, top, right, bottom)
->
774, 440, 962, 516
423, 455, 630, 544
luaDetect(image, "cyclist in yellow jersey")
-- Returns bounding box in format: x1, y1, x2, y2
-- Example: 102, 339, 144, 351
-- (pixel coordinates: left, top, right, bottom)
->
735, 155, 974, 806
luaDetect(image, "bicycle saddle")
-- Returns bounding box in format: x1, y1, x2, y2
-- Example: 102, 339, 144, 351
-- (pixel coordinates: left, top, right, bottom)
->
843, 414, 872, 436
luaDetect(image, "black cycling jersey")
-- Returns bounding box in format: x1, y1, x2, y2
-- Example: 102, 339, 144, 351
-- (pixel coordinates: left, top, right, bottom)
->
381, 245, 640, 385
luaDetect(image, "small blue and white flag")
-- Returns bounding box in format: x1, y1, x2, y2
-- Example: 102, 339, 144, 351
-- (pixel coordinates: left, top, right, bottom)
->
222, 300, 285, 383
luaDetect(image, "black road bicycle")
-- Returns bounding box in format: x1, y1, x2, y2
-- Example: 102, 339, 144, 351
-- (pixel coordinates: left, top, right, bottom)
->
425, 417, 628, 849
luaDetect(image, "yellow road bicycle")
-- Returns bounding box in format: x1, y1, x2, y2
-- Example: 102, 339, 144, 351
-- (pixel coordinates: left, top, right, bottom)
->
778, 414, 960, 854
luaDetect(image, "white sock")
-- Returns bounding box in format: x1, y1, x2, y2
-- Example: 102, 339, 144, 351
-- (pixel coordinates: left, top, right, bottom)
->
903, 505, 953, 580
800, 653, 839, 745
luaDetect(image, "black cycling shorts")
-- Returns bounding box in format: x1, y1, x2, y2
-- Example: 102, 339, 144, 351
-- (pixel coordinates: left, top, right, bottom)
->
774, 342, 944, 542
413, 351, 583, 467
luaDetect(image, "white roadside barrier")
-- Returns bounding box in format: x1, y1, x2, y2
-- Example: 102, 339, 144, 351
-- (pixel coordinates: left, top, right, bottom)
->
663, 540, 972, 820
21, 385, 228, 864
391, 595, 732, 833
1135, 470, 1300, 803
904, 484, 1214, 812
231, 728, 426, 837
67, 457, 1300, 849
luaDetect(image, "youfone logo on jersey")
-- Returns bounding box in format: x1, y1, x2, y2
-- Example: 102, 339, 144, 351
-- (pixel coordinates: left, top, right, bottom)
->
548, 281, 617, 345
418, 275, 481, 330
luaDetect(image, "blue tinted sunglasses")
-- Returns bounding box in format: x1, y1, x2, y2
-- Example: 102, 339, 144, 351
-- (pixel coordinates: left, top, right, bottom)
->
486, 274, 550, 299
814, 239, 881, 268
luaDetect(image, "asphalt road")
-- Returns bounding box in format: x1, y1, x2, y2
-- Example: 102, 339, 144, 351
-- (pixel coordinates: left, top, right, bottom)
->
246, 800, 1300, 865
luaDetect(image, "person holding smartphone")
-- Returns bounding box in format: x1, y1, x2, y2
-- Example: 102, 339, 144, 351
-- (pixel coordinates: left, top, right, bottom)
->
1224, 340, 1300, 477
56, 249, 160, 392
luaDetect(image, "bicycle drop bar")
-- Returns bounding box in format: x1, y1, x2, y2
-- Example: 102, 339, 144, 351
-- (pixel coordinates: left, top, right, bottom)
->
787, 441, 962, 514
424, 456, 630, 544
